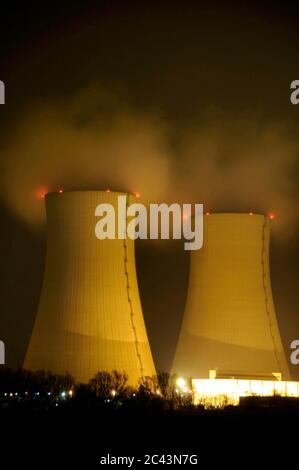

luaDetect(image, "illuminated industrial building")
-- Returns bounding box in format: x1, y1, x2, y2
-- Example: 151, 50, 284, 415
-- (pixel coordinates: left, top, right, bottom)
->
172, 213, 297, 406
24, 190, 156, 386
192, 377, 299, 407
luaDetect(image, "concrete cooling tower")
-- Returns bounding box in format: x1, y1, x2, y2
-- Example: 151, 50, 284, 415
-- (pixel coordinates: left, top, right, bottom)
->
172, 213, 290, 381
24, 190, 156, 386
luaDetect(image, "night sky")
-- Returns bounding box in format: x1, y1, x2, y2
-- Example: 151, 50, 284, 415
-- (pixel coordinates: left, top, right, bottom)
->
0, 0, 299, 376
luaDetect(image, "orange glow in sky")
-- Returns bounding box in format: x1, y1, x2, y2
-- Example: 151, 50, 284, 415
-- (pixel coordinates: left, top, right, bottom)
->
36, 187, 48, 199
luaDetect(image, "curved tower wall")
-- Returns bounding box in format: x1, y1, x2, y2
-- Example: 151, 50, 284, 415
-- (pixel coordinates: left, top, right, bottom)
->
24, 191, 156, 385
172, 213, 290, 380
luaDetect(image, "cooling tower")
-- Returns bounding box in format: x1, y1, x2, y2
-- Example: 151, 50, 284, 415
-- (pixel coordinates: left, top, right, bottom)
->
24, 191, 156, 385
172, 213, 290, 380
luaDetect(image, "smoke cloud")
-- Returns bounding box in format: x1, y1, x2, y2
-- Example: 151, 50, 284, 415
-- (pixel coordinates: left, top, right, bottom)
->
1, 85, 172, 226
174, 110, 299, 236
1, 85, 299, 237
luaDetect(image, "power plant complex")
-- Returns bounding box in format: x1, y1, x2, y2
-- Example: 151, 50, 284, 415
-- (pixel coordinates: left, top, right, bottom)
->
25, 196, 299, 404
24, 191, 156, 386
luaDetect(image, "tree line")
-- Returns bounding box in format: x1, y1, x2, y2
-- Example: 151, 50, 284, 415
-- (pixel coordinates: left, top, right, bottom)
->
0, 367, 193, 410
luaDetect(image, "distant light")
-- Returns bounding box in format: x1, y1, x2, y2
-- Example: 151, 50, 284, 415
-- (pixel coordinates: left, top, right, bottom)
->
176, 377, 186, 389
132, 393, 136, 397
68, 390, 73, 397
15, 392, 18, 396
156, 390, 161, 395
205, 212, 210, 216
249, 212, 253, 216
269, 213, 275, 220
111, 390, 116, 397
47, 392, 51, 396
61, 391, 66, 398
36, 392, 39, 396
106, 189, 111, 193
58, 189, 63, 194
9, 393, 13, 397
4, 393, 7, 396
135, 192, 140, 199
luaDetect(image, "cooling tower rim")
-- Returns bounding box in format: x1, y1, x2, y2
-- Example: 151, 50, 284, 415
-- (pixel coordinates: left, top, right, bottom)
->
203, 212, 267, 218
45, 189, 137, 198
188, 212, 270, 221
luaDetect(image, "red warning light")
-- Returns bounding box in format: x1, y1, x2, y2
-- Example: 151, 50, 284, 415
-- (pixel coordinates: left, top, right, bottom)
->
269, 213, 275, 220
36, 188, 48, 199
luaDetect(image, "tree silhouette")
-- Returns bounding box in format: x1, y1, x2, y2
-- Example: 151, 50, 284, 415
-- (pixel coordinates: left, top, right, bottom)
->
88, 370, 130, 401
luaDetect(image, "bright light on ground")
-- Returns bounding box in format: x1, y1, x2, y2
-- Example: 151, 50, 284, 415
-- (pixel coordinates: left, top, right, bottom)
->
176, 377, 186, 389
192, 378, 299, 408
